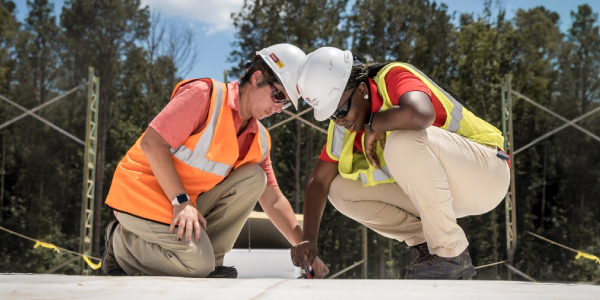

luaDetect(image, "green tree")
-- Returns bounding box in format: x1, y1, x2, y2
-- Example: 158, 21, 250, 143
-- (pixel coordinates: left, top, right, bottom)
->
0, 0, 17, 95
60, 0, 150, 258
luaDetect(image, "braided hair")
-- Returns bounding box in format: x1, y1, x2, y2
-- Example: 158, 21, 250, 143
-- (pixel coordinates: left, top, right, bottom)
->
344, 61, 387, 90
239, 54, 279, 87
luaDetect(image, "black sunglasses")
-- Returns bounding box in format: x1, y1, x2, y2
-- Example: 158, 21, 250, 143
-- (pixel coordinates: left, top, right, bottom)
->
330, 86, 358, 121
267, 81, 292, 109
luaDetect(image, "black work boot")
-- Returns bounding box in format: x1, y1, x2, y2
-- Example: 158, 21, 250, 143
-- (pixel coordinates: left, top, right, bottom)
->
403, 247, 476, 280
207, 266, 238, 278
101, 219, 127, 276
398, 242, 431, 279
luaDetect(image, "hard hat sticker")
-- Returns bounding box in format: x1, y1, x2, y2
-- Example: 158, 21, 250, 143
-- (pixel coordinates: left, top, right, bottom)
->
269, 53, 285, 68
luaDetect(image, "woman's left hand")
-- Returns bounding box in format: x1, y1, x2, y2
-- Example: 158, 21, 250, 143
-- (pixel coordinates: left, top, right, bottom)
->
364, 130, 386, 169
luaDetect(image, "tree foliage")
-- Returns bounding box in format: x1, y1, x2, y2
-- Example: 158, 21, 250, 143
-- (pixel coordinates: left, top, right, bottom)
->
0, 0, 599, 282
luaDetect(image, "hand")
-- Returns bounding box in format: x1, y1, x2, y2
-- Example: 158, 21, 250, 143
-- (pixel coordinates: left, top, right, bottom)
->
291, 240, 318, 269
169, 202, 207, 245
310, 256, 330, 279
364, 130, 386, 169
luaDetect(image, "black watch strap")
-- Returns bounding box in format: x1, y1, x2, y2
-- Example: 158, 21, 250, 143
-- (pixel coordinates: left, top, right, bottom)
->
365, 113, 375, 132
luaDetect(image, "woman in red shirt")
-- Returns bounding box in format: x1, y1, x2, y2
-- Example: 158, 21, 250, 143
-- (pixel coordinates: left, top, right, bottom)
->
292, 47, 509, 280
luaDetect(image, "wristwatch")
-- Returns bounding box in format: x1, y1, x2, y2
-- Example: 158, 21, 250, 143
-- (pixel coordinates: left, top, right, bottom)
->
365, 113, 376, 132
171, 193, 190, 206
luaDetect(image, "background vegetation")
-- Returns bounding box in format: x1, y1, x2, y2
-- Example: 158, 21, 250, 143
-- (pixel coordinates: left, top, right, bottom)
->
0, 0, 598, 282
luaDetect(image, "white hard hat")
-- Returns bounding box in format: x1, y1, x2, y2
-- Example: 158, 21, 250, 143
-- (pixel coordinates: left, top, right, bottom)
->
296, 47, 353, 121
257, 43, 306, 109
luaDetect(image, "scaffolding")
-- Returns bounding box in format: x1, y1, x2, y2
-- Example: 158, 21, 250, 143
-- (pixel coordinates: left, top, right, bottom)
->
80, 67, 100, 275
500, 75, 600, 279
0, 67, 99, 275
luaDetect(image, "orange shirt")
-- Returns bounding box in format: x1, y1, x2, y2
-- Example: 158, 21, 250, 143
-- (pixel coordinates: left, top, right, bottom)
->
149, 80, 278, 186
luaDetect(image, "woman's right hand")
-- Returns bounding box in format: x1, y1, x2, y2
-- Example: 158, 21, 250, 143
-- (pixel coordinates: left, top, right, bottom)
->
169, 202, 207, 245
291, 239, 318, 269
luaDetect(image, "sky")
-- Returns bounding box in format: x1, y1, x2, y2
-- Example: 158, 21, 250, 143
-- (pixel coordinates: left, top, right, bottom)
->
10, 0, 600, 81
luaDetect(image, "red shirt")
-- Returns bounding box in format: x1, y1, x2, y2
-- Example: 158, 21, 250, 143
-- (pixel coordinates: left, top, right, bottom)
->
319, 67, 446, 163
149, 80, 278, 186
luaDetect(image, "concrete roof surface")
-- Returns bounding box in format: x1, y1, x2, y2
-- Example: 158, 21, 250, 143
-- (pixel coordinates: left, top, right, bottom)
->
1, 274, 599, 300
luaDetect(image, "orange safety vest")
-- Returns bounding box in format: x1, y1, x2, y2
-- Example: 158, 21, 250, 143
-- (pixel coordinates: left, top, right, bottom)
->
105, 79, 271, 224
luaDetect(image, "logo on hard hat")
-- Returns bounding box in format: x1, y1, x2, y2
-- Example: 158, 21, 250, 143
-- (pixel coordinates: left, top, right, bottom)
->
269, 53, 285, 68
304, 97, 319, 107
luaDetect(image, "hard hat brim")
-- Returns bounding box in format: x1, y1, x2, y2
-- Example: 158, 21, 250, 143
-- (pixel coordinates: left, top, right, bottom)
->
314, 96, 340, 122
273, 72, 300, 109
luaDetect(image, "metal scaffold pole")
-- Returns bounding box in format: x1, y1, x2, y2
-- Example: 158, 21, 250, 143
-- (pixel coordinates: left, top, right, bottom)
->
80, 67, 100, 275
363, 225, 368, 279
501, 75, 517, 280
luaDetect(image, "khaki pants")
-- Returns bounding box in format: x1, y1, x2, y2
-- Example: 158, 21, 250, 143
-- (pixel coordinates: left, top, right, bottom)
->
329, 126, 509, 257
112, 164, 267, 277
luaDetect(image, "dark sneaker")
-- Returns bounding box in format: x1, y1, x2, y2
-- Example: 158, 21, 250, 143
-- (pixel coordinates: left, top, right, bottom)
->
207, 266, 238, 278
101, 219, 127, 276
399, 242, 431, 279
403, 247, 476, 280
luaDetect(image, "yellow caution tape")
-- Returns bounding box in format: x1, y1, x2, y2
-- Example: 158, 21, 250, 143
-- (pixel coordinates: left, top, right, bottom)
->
575, 251, 600, 264
33, 241, 60, 253
82, 255, 102, 270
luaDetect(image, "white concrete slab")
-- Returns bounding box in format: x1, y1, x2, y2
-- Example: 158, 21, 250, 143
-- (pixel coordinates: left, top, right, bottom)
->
1, 274, 598, 300
224, 249, 301, 278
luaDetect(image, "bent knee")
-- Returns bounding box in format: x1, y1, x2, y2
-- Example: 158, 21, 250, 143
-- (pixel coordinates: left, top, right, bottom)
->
235, 164, 267, 189
327, 175, 351, 206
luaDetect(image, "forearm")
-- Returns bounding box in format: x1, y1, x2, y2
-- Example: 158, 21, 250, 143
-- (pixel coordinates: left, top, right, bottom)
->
259, 186, 303, 245
302, 178, 330, 242
370, 91, 435, 132
262, 194, 303, 245
141, 129, 186, 201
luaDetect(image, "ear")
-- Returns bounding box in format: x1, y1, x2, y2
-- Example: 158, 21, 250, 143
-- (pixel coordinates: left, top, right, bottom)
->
359, 82, 369, 101
250, 70, 263, 86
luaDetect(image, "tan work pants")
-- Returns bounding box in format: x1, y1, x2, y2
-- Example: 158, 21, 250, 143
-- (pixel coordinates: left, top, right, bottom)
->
112, 164, 267, 277
329, 126, 509, 257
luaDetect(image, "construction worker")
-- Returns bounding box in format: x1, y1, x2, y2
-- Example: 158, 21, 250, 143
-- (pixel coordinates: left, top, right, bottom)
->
101, 44, 329, 278
291, 47, 510, 279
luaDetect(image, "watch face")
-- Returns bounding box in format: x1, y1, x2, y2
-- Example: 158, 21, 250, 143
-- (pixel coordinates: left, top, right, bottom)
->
176, 194, 189, 204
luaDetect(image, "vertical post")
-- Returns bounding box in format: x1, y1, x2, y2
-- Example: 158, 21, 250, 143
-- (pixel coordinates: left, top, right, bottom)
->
501, 75, 517, 279
507, 76, 517, 267
223, 70, 228, 84
80, 67, 100, 275
0, 135, 5, 222
363, 225, 368, 279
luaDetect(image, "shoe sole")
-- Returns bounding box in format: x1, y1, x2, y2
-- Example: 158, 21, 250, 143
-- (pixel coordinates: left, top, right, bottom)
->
455, 266, 476, 279
404, 266, 476, 280
101, 219, 120, 275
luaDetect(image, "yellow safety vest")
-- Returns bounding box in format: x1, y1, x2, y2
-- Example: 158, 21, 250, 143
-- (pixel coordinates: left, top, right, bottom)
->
326, 63, 505, 187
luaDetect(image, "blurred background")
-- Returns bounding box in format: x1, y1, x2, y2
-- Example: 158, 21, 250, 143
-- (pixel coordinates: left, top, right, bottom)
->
0, 0, 599, 282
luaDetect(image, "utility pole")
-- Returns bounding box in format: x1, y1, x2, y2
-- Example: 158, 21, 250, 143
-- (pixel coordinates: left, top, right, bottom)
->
80, 67, 100, 275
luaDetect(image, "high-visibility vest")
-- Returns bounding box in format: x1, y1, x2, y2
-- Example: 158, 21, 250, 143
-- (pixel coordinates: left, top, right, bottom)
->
105, 79, 271, 224
326, 63, 504, 187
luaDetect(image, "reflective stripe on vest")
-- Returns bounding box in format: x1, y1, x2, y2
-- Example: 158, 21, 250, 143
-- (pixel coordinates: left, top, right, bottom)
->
326, 119, 395, 186
358, 165, 393, 185
330, 124, 346, 160
170, 82, 232, 177
257, 121, 269, 163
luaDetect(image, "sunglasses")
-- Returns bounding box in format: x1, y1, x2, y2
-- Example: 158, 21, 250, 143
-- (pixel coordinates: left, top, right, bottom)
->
330, 86, 358, 121
267, 81, 292, 109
